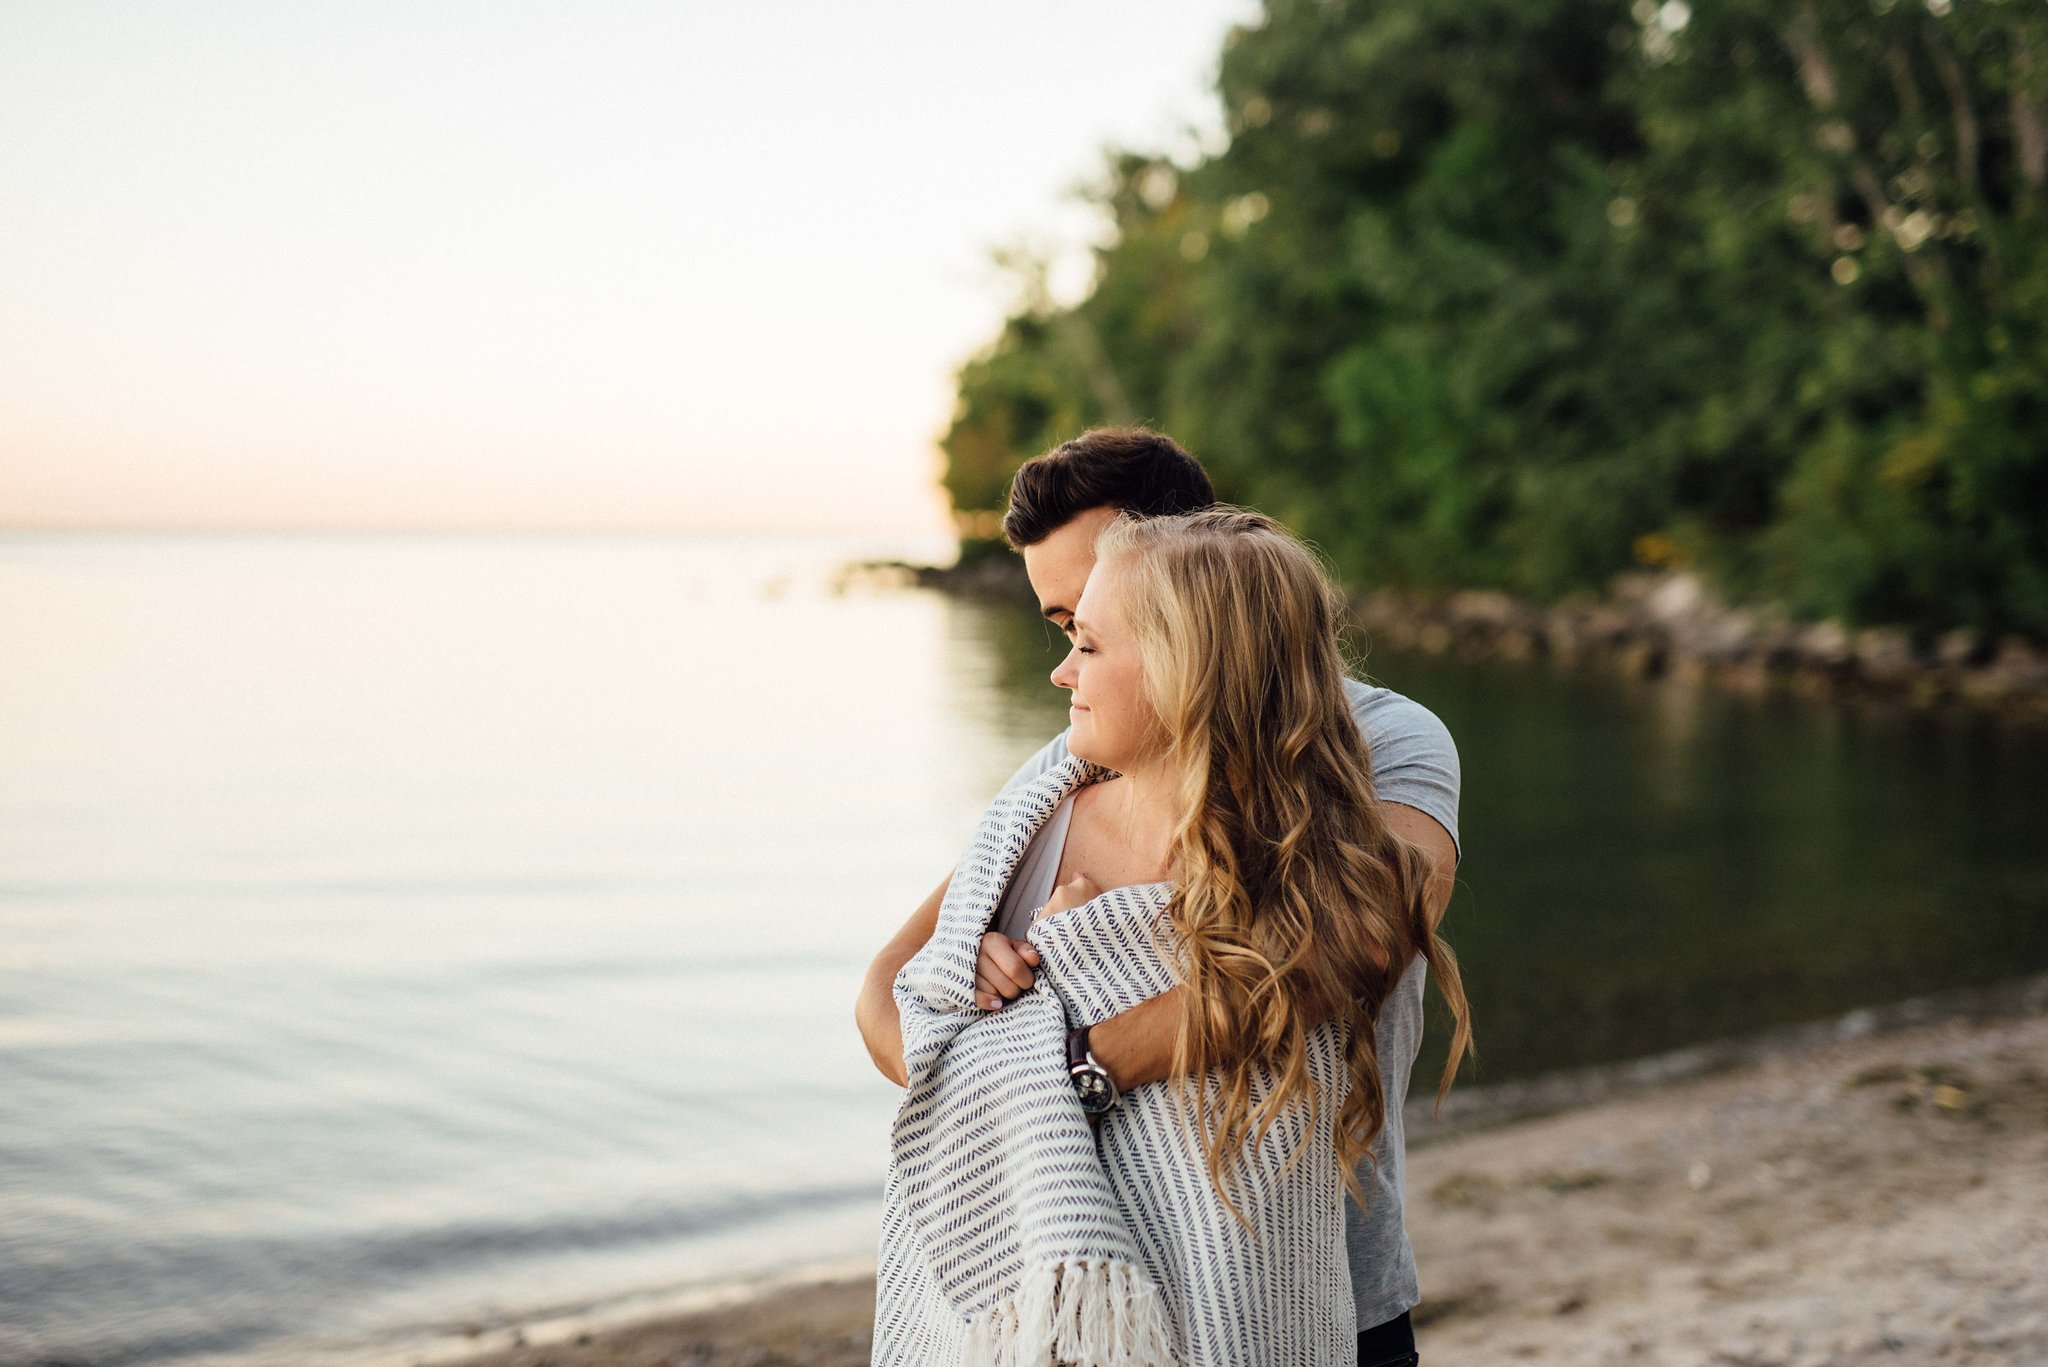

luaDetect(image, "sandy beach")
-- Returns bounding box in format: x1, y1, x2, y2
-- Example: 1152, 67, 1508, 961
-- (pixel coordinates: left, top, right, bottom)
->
442, 999, 2048, 1367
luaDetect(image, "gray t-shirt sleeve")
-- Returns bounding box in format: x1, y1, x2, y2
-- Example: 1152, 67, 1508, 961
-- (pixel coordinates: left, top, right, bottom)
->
997, 730, 1072, 795
1347, 682, 1462, 861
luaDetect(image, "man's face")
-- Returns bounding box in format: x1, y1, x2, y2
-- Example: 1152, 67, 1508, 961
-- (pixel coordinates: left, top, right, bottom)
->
1019, 505, 1119, 640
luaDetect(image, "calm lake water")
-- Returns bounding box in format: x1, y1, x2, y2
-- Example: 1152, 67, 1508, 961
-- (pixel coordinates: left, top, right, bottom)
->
3, 533, 2045, 1366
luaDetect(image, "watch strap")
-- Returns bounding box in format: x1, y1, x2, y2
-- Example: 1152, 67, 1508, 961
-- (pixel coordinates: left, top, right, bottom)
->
1065, 1023, 1093, 1073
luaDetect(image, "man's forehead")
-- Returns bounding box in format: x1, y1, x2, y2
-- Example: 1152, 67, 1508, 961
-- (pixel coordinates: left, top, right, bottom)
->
1022, 508, 1112, 618
1029, 566, 1094, 621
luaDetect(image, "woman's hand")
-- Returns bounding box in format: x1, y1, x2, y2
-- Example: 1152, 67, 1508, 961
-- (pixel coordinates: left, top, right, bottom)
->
974, 877, 1101, 1011
975, 933, 1039, 1012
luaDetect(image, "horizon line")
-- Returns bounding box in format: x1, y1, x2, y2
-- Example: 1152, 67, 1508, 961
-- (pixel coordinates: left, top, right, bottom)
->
0, 521, 953, 539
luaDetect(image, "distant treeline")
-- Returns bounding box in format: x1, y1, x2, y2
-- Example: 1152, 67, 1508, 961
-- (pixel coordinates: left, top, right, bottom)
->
941, 0, 2048, 637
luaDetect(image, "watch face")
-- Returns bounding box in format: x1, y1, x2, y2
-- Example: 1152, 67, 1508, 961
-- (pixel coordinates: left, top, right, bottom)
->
1074, 1068, 1115, 1114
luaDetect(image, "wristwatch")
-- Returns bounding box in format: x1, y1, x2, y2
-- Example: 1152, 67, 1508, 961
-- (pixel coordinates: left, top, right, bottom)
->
1065, 1023, 1121, 1116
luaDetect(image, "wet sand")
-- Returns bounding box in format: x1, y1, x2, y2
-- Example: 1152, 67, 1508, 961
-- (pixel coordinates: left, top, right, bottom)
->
442, 1005, 2048, 1367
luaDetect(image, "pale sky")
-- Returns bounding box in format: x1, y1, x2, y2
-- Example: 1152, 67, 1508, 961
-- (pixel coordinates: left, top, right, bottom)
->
0, 0, 1257, 534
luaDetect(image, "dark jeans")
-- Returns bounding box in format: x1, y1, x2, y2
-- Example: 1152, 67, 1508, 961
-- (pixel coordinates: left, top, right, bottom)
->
1357, 1310, 1418, 1367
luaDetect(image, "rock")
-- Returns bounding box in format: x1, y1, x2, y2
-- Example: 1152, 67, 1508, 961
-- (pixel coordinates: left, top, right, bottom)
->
1376, 620, 1418, 651
1989, 635, 2048, 688
1496, 629, 1539, 661
1688, 609, 1760, 661
1935, 628, 1984, 668
909, 556, 1033, 601
1582, 607, 1636, 646
1797, 620, 1854, 668
1854, 627, 1919, 685
1959, 669, 2018, 703
1646, 572, 1710, 624
1960, 636, 2048, 703
1445, 589, 1519, 629
1354, 590, 1408, 630
1543, 616, 1588, 662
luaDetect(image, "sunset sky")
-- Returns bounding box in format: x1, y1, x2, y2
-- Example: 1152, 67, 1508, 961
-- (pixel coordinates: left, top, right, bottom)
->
0, 1, 1255, 534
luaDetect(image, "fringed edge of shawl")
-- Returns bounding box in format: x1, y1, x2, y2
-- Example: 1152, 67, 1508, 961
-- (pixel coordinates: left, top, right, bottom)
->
960, 1257, 1176, 1367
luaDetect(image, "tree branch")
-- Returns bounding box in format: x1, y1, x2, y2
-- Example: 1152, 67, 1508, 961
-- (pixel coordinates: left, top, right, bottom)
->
2013, 28, 2047, 192
1780, 3, 1943, 319
1885, 41, 1925, 133
1924, 24, 1980, 193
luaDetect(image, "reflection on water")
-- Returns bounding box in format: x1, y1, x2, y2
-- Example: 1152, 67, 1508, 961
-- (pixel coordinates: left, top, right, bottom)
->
938, 593, 1075, 766
3, 534, 2045, 1365
1392, 646, 2048, 1083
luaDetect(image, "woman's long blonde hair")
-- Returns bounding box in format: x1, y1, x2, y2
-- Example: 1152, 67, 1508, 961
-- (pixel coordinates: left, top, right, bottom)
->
1095, 508, 1474, 1214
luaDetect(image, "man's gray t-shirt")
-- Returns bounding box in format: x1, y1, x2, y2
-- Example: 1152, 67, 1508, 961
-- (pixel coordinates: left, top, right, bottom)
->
996, 676, 1460, 1331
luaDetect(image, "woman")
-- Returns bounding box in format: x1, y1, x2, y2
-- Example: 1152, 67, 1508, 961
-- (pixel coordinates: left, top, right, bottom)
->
875, 509, 1473, 1367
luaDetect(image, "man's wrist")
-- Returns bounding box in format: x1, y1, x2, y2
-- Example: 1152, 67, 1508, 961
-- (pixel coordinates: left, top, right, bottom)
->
1090, 998, 1181, 1091
1079, 1016, 1124, 1092
1066, 1022, 1122, 1115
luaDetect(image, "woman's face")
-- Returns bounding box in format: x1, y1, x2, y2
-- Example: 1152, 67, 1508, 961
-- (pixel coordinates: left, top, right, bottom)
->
1050, 556, 1159, 772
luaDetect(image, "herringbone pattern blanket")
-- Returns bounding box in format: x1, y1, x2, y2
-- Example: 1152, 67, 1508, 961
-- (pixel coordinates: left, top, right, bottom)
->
873, 756, 1356, 1366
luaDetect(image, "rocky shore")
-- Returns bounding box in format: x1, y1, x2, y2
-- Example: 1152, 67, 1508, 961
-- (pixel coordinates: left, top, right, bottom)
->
870, 556, 2048, 718
437, 984, 2048, 1367
1355, 573, 2048, 718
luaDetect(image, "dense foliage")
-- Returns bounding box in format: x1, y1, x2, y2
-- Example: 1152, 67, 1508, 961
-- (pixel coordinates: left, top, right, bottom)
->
940, 0, 2048, 636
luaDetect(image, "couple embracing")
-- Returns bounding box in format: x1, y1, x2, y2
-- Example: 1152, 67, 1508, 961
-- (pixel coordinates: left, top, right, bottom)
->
854, 429, 1474, 1367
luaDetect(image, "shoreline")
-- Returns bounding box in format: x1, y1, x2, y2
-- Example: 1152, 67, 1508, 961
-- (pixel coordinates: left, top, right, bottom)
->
437, 976, 2048, 1367
866, 556, 2048, 719
382, 1258, 880, 1367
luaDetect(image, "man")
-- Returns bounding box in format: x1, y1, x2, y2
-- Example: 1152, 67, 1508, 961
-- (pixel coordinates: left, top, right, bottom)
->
855, 428, 1461, 1367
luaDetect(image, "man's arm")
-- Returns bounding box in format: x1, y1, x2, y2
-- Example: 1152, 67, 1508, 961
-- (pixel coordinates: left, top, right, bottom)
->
1087, 802, 1458, 1092
855, 867, 952, 1087
854, 733, 1074, 1086
1384, 801, 1460, 935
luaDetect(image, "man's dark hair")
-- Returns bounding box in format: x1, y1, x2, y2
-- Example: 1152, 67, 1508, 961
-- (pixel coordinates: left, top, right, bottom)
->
1001, 427, 1216, 548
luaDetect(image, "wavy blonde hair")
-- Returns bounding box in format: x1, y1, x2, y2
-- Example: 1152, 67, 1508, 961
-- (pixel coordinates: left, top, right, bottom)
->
1094, 508, 1475, 1215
